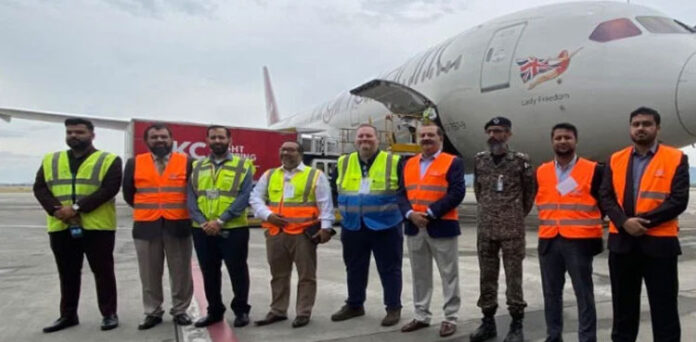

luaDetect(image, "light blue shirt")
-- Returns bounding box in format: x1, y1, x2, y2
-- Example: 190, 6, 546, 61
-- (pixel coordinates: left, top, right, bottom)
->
419, 150, 442, 177
631, 142, 658, 203
554, 154, 578, 182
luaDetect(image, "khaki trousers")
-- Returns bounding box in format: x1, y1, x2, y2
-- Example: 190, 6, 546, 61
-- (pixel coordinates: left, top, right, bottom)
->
134, 233, 193, 317
265, 232, 317, 317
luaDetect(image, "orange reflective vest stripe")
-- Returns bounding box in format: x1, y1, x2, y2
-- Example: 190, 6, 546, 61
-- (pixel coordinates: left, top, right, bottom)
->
261, 167, 320, 236
535, 157, 602, 239
133, 152, 190, 222
404, 152, 458, 221
609, 144, 682, 237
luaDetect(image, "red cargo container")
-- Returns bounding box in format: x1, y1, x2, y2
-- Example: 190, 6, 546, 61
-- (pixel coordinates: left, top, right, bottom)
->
130, 119, 298, 180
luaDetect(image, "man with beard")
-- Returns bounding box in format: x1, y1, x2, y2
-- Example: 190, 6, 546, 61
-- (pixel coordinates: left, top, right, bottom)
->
187, 125, 255, 328
122, 123, 194, 329
249, 141, 335, 328
399, 123, 465, 338
535, 123, 603, 342
600, 107, 689, 342
330, 123, 405, 327
470, 116, 534, 342
33, 118, 122, 333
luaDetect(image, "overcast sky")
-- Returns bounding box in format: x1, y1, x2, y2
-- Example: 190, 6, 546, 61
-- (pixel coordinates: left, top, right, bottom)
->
1, 0, 695, 183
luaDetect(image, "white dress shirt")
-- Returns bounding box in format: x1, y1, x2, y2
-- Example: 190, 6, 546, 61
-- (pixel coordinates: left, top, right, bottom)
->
249, 163, 334, 229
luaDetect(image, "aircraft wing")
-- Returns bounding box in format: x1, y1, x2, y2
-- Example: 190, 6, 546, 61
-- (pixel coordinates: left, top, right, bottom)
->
0, 107, 131, 131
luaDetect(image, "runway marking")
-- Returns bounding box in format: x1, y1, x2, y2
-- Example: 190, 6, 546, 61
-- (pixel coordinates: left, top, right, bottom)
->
191, 261, 239, 342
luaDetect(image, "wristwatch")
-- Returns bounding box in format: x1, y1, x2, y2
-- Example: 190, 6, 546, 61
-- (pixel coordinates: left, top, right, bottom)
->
71, 203, 80, 212
216, 218, 224, 225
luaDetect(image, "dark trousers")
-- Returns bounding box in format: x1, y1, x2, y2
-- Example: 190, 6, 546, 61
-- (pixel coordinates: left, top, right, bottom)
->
192, 228, 251, 317
540, 237, 597, 342
49, 229, 117, 318
341, 225, 403, 310
609, 251, 680, 342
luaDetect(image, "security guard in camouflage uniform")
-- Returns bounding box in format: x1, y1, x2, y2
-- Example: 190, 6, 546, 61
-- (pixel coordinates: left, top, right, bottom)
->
470, 117, 535, 342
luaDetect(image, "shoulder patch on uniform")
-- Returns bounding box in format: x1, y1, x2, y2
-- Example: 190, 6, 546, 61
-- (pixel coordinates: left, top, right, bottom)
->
514, 152, 530, 161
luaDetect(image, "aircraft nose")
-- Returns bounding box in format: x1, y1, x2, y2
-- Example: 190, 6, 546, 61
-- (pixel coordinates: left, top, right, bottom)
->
677, 52, 696, 136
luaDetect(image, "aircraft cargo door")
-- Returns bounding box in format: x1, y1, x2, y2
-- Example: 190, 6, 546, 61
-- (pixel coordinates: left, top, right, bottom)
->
350, 79, 459, 155
480, 22, 526, 92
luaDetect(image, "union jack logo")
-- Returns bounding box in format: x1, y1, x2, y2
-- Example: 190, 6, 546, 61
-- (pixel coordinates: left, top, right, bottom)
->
516, 57, 554, 83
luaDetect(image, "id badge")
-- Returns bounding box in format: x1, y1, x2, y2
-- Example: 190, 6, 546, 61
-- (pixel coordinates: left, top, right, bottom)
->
69, 225, 83, 239
556, 176, 578, 196
495, 175, 504, 192
283, 183, 295, 199
205, 189, 219, 199
359, 178, 371, 194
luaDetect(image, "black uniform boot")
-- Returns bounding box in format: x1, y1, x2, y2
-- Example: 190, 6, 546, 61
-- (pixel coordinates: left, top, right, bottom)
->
469, 315, 496, 342
503, 313, 524, 342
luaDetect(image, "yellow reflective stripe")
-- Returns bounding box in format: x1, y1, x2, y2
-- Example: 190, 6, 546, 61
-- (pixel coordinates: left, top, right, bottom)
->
536, 203, 599, 212
195, 190, 239, 198
302, 168, 318, 203
51, 151, 60, 182
539, 218, 603, 226
338, 190, 398, 196
134, 203, 188, 209
229, 158, 247, 193
47, 152, 107, 187
385, 153, 393, 191
137, 186, 187, 193
89, 152, 108, 182
191, 160, 205, 193
639, 191, 668, 200
339, 203, 399, 213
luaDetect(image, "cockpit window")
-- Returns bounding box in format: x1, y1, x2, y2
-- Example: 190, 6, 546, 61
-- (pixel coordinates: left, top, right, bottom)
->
589, 18, 642, 42
636, 16, 695, 34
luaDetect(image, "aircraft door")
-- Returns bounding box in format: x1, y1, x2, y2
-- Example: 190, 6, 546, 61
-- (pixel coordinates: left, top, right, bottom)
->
480, 22, 526, 92
677, 52, 696, 136
349, 79, 460, 155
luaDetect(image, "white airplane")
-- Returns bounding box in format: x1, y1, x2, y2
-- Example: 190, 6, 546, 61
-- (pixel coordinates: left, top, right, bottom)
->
2, 1, 696, 170
266, 1, 696, 167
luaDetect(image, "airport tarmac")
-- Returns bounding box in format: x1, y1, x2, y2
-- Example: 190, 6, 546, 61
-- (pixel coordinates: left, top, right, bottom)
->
0, 190, 695, 342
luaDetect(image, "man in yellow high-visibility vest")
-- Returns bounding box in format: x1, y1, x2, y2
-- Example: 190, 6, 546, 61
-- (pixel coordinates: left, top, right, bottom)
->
33, 118, 122, 333
187, 125, 255, 328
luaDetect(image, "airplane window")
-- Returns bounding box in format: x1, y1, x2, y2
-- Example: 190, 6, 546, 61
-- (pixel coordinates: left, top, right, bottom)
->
589, 18, 642, 42
636, 16, 694, 34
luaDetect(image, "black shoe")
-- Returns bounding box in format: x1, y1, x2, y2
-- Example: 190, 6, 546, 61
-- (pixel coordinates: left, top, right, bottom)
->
138, 315, 163, 330
401, 319, 430, 333
330, 305, 365, 322
173, 313, 192, 326
101, 314, 119, 331
233, 313, 250, 327
503, 317, 523, 342
381, 308, 401, 327
254, 312, 287, 326
469, 315, 496, 342
194, 315, 224, 328
292, 316, 310, 328
43, 316, 79, 333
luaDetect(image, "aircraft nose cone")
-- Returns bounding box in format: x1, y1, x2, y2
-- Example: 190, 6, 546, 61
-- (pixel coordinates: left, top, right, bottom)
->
677, 53, 696, 136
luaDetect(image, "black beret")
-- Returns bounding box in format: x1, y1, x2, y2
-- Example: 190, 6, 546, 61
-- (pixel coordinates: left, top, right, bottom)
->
484, 116, 512, 130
